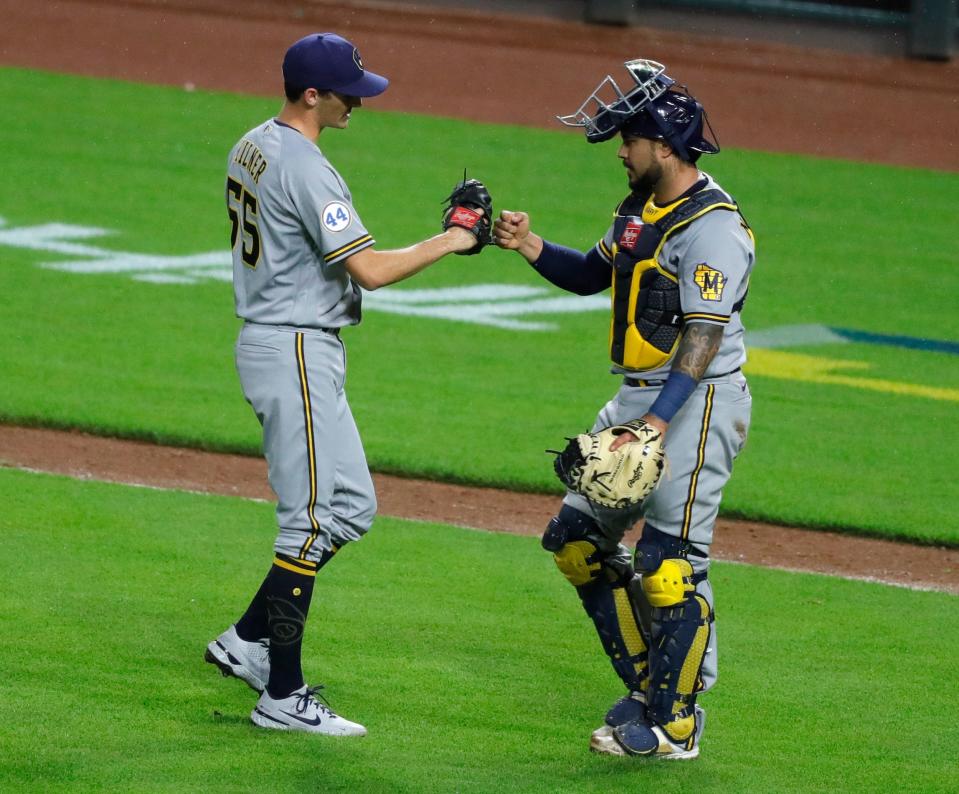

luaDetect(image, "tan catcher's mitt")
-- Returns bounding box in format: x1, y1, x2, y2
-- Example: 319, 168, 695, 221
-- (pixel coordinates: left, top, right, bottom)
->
553, 419, 666, 509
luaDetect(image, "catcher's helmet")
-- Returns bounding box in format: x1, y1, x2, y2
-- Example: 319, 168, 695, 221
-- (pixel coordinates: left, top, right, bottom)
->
557, 59, 719, 162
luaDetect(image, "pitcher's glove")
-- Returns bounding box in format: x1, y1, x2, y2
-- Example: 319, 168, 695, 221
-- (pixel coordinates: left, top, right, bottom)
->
553, 419, 666, 509
442, 176, 493, 255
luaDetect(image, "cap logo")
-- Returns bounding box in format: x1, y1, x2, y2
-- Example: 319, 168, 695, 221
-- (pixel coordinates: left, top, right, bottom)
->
353, 48, 363, 71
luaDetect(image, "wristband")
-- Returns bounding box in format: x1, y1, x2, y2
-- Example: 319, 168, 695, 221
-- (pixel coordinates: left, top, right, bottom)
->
648, 372, 698, 424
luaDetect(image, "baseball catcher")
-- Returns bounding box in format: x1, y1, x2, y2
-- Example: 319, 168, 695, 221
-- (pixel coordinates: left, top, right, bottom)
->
553, 419, 665, 509
442, 174, 493, 255
493, 57, 755, 761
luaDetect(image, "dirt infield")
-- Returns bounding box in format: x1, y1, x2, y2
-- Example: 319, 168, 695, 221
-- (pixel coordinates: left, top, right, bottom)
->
1, 0, 957, 593
3, 426, 958, 594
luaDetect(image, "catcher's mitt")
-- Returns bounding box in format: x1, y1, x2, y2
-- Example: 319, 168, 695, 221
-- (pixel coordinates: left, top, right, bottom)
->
441, 174, 493, 255
553, 419, 665, 509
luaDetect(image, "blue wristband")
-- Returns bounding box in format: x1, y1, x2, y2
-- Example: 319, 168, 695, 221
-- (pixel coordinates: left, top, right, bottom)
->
648, 372, 698, 424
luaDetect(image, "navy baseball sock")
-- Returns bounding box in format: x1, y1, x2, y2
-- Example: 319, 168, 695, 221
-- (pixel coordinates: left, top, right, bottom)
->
235, 548, 336, 642
263, 562, 316, 699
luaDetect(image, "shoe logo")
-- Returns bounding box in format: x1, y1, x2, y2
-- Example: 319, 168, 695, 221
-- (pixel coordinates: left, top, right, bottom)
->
281, 709, 323, 727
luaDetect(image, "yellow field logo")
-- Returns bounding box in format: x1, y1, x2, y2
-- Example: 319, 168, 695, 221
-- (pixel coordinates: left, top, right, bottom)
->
694, 264, 725, 301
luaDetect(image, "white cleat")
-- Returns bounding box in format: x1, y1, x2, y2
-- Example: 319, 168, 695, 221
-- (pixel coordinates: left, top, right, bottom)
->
204, 625, 269, 693
589, 724, 624, 754
251, 685, 367, 737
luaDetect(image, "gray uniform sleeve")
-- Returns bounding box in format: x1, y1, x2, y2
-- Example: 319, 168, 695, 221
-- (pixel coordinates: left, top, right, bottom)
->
594, 220, 617, 263
288, 159, 375, 266
676, 210, 753, 325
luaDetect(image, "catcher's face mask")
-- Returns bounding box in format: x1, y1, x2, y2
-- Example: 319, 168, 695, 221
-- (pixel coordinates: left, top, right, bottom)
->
556, 59, 674, 144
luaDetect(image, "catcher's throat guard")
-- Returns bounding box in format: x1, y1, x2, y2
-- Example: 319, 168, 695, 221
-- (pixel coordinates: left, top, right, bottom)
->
557, 59, 673, 143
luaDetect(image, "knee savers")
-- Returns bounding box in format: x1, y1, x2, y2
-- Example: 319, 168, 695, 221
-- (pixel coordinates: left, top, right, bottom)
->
633, 528, 706, 608
542, 505, 616, 587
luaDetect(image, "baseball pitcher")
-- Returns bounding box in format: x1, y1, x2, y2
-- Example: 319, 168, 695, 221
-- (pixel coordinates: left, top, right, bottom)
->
205, 32, 493, 736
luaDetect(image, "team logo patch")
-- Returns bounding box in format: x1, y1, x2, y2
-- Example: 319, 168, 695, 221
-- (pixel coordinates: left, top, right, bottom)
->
618, 219, 644, 251
353, 48, 364, 70
693, 263, 726, 301
322, 201, 352, 232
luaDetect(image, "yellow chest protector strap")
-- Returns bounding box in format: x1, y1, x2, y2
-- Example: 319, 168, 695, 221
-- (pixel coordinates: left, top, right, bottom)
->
609, 189, 738, 371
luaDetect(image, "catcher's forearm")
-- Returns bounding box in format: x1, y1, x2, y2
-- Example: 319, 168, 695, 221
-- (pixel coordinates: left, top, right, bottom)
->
674, 322, 724, 381
647, 322, 724, 423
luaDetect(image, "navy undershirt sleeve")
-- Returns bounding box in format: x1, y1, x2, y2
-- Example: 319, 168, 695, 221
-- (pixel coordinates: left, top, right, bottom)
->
530, 240, 611, 296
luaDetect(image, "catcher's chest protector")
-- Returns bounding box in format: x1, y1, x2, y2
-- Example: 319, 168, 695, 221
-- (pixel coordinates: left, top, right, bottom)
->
608, 189, 737, 371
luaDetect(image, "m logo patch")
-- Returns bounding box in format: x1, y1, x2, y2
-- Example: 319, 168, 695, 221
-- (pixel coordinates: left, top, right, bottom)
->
694, 264, 726, 301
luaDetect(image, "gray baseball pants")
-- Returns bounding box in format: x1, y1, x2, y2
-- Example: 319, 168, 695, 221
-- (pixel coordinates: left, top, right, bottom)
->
236, 322, 377, 561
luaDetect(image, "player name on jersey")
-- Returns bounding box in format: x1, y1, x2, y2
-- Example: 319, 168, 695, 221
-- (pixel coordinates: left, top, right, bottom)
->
233, 139, 268, 184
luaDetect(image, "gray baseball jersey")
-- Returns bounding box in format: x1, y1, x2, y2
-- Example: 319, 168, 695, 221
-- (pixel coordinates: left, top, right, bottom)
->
226, 118, 378, 560
227, 119, 375, 329
594, 172, 753, 380
565, 172, 754, 550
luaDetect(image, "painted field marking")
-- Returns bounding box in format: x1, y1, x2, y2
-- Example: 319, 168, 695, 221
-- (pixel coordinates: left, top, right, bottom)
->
0, 219, 604, 331
1, 216, 957, 400
747, 323, 959, 356
745, 349, 959, 402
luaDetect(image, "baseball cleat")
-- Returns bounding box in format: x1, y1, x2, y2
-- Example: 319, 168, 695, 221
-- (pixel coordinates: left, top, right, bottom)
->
589, 690, 648, 753
251, 685, 367, 736
204, 625, 270, 693
608, 706, 705, 760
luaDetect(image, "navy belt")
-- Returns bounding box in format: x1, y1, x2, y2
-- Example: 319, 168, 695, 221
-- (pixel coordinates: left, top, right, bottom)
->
624, 366, 740, 388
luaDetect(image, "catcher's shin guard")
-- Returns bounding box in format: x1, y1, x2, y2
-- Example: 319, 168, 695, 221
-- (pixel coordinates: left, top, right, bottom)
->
644, 591, 711, 741
632, 524, 712, 739
578, 579, 650, 692
543, 506, 649, 691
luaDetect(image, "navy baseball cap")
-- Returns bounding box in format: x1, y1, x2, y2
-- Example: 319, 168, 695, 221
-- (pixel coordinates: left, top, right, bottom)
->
282, 33, 389, 97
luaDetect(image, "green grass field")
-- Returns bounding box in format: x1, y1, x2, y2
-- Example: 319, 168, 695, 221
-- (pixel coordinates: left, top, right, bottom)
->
1, 468, 957, 793
2, 63, 958, 791
1, 68, 958, 543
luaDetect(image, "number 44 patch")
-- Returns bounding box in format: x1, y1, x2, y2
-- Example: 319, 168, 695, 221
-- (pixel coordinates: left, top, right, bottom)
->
693, 263, 726, 301
322, 201, 353, 232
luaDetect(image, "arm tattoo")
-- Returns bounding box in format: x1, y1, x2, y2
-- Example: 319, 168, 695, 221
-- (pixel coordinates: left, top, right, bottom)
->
674, 322, 724, 381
